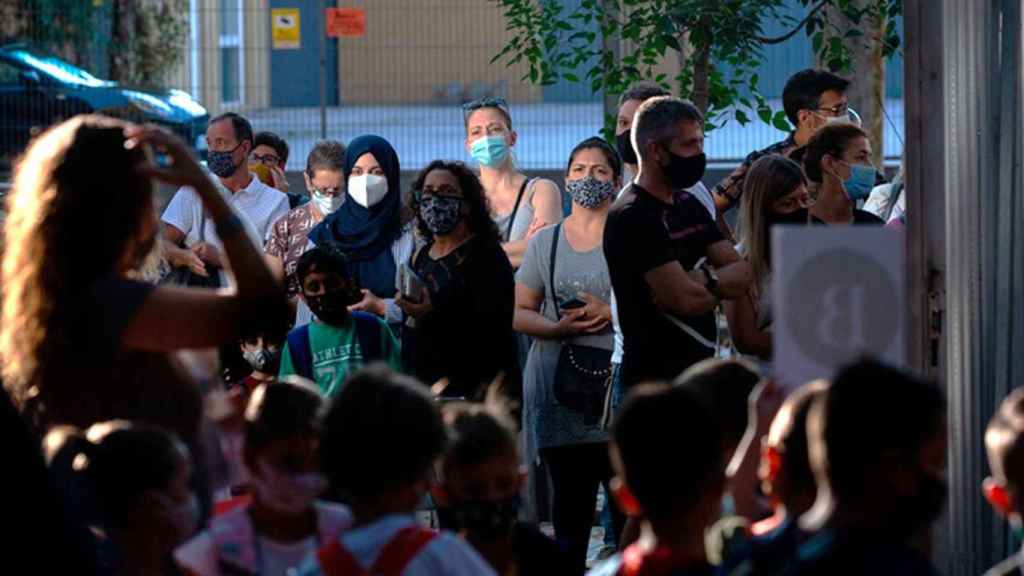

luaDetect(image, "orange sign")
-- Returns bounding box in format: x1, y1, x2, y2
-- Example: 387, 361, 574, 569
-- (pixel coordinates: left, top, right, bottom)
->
326, 7, 365, 38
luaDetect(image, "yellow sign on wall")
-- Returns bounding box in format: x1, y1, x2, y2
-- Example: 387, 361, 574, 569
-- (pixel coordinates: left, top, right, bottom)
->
272, 8, 301, 50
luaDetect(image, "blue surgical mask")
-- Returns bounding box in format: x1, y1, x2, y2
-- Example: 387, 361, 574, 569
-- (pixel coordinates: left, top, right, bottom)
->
842, 162, 876, 201
470, 135, 510, 168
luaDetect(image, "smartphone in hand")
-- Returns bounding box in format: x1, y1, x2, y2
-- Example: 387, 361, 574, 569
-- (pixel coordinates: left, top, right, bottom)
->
560, 298, 586, 310
399, 263, 425, 303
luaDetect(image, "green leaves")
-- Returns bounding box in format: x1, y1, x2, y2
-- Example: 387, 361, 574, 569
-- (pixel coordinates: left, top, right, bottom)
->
490, 0, 899, 134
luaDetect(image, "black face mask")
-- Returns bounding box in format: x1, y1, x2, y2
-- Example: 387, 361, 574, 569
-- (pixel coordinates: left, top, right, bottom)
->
662, 149, 706, 190
306, 287, 360, 326
763, 209, 809, 266
888, 470, 947, 541
616, 131, 637, 166
437, 497, 520, 540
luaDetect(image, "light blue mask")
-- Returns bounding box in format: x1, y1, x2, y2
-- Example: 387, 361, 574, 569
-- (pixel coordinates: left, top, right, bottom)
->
470, 135, 510, 167
843, 163, 876, 201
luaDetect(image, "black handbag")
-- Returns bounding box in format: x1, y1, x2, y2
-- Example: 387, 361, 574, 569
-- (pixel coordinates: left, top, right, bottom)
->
548, 222, 612, 424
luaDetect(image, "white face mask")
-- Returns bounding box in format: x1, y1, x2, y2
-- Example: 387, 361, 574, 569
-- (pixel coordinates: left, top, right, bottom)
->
251, 459, 326, 516
347, 174, 388, 208
312, 190, 344, 215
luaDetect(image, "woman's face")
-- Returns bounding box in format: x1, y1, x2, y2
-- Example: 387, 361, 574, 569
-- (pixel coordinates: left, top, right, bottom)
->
826, 136, 873, 181
421, 169, 465, 205
566, 147, 618, 186
306, 169, 344, 197
771, 183, 810, 215
350, 153, 385, 177
465, 108, 514, 146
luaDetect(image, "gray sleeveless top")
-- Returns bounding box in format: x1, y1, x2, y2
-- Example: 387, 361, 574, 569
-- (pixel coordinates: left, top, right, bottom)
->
492, 178, 537, 243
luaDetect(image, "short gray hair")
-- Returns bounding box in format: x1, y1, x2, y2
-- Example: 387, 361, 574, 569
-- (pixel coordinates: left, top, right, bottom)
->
618, 81, 671, 107
631, 97, 704, 160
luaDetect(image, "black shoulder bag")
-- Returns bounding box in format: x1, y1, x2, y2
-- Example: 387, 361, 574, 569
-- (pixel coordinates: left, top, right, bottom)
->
549, 222, 612, 424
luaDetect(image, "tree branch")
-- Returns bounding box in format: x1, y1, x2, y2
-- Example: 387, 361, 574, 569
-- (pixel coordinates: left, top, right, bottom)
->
756, 0, 829, 45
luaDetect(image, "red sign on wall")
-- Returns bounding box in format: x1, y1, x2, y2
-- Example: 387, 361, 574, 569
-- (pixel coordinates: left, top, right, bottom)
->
326, 7, 365, 38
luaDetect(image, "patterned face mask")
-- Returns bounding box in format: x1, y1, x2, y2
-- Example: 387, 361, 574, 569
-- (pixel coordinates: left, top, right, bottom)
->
418, 195, 464, 236
566, 176, 616, 209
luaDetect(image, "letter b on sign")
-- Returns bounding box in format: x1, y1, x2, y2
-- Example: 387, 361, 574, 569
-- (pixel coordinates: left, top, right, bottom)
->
786, 248, 899, 367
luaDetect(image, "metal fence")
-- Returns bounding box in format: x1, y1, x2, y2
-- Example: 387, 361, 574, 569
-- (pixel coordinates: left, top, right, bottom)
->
1, 0, 904, 174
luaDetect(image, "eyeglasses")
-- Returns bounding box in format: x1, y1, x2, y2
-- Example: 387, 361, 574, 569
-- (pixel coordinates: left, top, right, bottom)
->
251, 153, 281, 166
415, 188, 463, 203
311, 186, 343, 196
814, 102, 849, 117
462, 96, 510, 118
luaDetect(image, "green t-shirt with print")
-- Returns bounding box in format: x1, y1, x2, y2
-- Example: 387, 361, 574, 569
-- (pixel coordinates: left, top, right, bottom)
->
279, 317, 402, 397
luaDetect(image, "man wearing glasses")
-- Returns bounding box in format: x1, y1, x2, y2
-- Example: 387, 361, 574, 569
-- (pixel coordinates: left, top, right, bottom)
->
712, 69, 856, 214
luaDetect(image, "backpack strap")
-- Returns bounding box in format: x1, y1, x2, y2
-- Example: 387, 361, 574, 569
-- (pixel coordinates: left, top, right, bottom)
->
370, 526, 438, 575
351, 311, 382, 362
317, 539, 365, 576
286, 324, 314, 380
316, 526, 438, 576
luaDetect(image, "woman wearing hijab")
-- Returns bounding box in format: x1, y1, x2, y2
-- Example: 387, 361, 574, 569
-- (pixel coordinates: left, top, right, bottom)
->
302, 135, 416, 330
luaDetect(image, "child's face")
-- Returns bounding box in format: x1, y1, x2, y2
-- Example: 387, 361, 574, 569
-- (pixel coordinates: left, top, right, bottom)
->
445, 451, 521, 503
255, 434, 320, 477
248, 433, 326, 515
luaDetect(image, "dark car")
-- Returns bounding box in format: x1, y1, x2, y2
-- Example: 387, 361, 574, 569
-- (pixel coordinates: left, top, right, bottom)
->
0, 43, 209, 168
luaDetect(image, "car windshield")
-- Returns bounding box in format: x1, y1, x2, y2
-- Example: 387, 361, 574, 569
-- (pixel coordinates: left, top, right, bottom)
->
8, 49, 109, 87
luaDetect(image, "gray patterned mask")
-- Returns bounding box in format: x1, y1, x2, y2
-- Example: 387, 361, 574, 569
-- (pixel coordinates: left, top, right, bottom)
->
419, 195, 463, 235
566, 177, 616, 209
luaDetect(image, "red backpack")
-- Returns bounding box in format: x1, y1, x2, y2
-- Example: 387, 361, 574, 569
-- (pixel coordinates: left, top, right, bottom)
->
318, 525, 438, 576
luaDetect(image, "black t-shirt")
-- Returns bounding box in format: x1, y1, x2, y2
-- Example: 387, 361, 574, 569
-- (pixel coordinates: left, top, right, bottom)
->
406, 235, 520, 400
986, 554, 1024, 576
603, 184, 724, 387
810, 208, 885, 225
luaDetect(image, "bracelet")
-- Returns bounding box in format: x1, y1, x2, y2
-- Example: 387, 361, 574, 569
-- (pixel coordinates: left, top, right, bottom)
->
214, 214, 245, 238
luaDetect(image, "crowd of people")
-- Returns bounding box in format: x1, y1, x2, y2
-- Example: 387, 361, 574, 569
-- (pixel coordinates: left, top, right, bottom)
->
0, 65, 1010, 576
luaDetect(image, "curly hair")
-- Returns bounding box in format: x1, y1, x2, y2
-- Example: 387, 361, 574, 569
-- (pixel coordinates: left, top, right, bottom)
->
2, 115, 155, 414
408, 160, 501, 244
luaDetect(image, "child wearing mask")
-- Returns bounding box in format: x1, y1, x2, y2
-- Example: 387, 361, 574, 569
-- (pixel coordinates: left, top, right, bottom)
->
175, 380, 352, 575
215, 330, 288, 502
719, 380, 829, 575
45, 421, 199, 576
588, 383, 725, 576
280, 247, 401, 397
983, 388, 1024, 576
434, 397, 574, 575
301, 365, 496, 576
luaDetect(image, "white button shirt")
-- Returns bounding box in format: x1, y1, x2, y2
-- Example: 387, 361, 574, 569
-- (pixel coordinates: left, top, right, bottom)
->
162, 171, 290, 250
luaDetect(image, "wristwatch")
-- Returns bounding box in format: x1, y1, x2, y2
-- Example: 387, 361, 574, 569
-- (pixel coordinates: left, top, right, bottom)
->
700, 262, 721, 299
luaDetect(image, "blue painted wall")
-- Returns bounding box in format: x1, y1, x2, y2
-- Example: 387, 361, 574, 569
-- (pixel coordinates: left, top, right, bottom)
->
269, 0, 339, 108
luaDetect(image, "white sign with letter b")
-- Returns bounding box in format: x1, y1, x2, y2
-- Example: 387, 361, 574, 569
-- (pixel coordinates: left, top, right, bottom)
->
772, 226, 906, 389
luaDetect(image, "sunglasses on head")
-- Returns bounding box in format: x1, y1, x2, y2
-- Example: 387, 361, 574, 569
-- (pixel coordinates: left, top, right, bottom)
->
461, 96, 510, 118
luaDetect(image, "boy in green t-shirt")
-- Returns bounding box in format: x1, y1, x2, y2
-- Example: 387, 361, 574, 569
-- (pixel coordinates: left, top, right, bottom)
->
280, 247, 401, 397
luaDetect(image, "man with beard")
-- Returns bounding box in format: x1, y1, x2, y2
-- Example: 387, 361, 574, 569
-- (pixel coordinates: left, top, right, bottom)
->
279, 247, 401, 397
784, 359, 947, 576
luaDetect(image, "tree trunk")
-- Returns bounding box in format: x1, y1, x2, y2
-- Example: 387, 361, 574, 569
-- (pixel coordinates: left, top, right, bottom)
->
825, 1, 887, 167
691, 34, 711, 115
109, 0, 137, 83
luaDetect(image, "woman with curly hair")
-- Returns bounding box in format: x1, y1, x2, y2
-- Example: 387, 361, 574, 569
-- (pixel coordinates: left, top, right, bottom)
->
397, 160, 519, 401
1, 115, 287, 500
